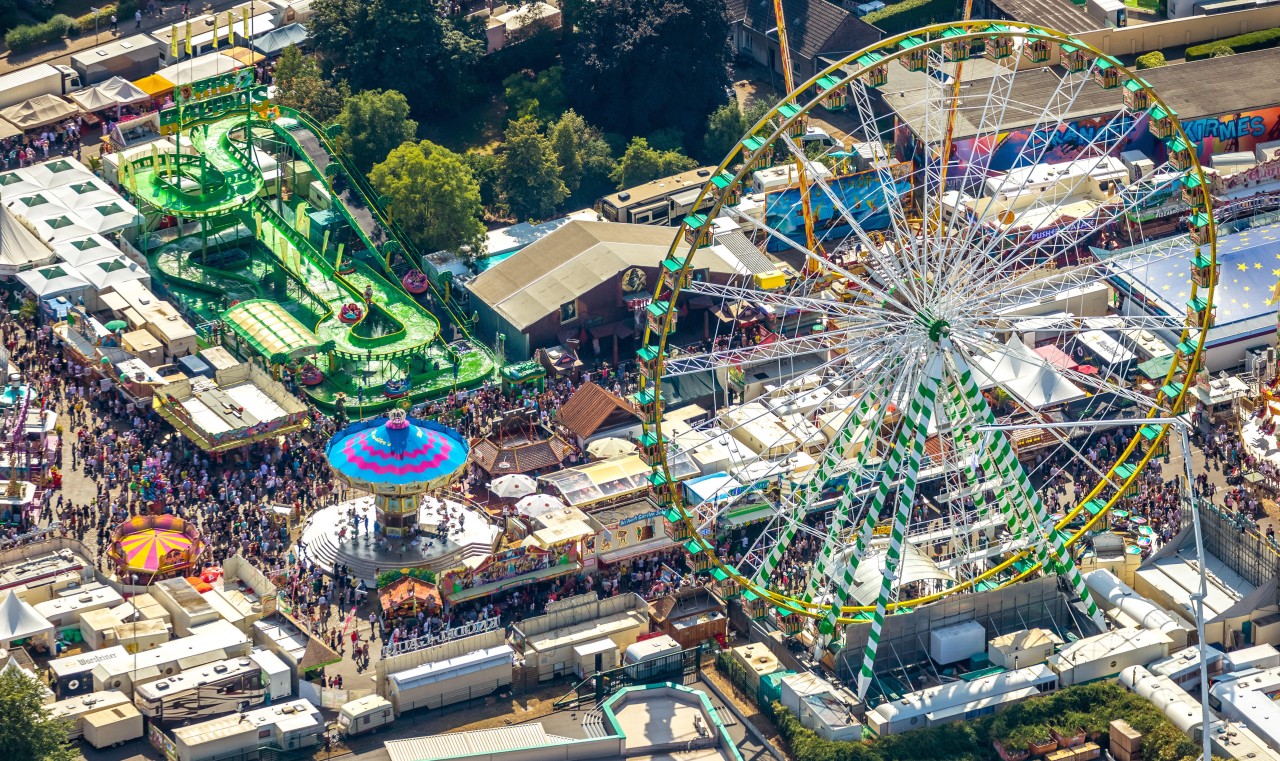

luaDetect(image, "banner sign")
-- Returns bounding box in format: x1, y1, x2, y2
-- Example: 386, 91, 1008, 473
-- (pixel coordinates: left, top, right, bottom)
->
160, 84, 269, 130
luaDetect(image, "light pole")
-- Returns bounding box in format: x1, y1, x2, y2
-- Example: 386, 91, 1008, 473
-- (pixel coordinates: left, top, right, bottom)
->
91, 6, 99, 44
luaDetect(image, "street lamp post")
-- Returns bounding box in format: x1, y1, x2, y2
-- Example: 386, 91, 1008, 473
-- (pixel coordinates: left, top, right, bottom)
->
91, 6, 99, 44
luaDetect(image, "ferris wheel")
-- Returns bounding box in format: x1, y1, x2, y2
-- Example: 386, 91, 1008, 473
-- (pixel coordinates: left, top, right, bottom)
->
635, 22, 1217, 699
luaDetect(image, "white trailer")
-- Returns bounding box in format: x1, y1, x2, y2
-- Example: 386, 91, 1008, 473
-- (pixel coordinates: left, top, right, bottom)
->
1149, 645, 1226, 690
1224, 644, 1280, 674
151, 578, 219, 635
623, 634, 682, 681
867, 665, 1057, 736
48, 645, 128, 699
82, 702, 144, 749
172, 699, 325, 761
387, 644, 513, 715
92, 622, 250, 696
33, 585, 123, 631
1084, 569, 1192, 650
45, 690, 131, 740
1047, 627, 1171, 686
0, 64, 81, 110
69, 34, 160, 84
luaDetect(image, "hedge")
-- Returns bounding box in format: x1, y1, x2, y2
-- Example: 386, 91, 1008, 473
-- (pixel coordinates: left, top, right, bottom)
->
1186, 26, 1280, 60
862, 0, 964, 35
1135, 51, 1165, 69
77, 6, 117, 34
5, 15, 77, 53
715, 654, 1207, 761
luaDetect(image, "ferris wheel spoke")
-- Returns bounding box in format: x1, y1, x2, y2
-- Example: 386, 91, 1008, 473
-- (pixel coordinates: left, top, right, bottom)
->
953, 333, 1177, 415
847, 80, 915, 248
721, 205, 913, 312
974, 233, 1188, 315
748, 357, 914, 590
661, 323, 894, 378
775, 132, 917, 296
681, 279, 868, 319
999, 314, 1199, 333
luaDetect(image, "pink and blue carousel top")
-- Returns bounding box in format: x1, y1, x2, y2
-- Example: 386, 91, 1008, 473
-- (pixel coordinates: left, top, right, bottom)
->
326, 410, 470, 493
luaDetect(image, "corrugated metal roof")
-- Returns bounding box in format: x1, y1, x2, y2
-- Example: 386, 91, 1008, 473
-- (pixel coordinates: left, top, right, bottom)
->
384, 723, 555, 761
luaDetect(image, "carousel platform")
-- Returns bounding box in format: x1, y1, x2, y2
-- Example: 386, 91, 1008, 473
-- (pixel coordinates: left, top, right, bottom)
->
298, 495, 502, 584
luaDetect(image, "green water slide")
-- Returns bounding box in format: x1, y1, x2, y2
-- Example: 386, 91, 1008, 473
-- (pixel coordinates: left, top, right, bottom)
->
127, 111, 494, 410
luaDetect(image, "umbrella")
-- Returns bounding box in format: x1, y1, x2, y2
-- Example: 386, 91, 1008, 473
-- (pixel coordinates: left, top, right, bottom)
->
104, 319, 128, 331
587, 437, 638, 459
516, 493, 566, 515
488, 473, 538, 499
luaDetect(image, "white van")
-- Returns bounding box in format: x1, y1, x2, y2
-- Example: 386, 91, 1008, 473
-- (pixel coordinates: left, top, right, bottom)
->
336, 695, 394, 737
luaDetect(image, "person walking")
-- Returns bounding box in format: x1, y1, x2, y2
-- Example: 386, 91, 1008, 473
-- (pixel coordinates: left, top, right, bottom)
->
109, 13, 117, 32
135, 9, 142, 28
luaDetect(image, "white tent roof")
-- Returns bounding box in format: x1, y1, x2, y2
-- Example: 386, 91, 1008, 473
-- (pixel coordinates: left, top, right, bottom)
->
0, 94, 80, 130
155, 53, 245, 88
13, 158, 85, 191
67, 85, 117, 112
75, 255, 148, 290
96, 76, 150, 105
53, 234, 122, 267
0, 590, 53, 642
975, 337, 1086, 410
5, 163, 140, 242
17, 262, 91, 297
251, 23, 307, 55
0, 205, 54, 275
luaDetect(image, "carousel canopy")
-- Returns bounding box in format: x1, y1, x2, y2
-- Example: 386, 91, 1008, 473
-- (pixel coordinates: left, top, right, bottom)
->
327, 411, 469, 489
378, 576, 442, 613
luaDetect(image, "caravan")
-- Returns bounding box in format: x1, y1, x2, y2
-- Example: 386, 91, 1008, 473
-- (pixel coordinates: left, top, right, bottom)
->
133, 656, 265, 723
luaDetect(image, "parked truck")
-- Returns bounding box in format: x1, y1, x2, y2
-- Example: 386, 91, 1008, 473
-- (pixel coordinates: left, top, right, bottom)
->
0, 64, 82, 111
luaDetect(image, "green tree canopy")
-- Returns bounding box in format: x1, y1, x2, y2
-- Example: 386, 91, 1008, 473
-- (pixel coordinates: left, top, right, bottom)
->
498, 116, 569, 221
309, 0, 485, 114
336, 89, 419, 174
611, 138, 697, 190
371, 140, 487, 258
503, 66, 567, 124
701, 99, 770, 164
272, 45, 350, 124
549, 110, 615, 198
564, 0, 732, 139
0, 668, 77, 761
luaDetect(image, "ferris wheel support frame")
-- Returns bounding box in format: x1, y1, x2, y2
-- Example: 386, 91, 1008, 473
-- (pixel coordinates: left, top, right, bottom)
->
639, 22, 1218, 632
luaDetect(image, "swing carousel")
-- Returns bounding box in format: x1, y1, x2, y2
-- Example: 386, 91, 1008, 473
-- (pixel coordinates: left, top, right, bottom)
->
300, 409, 502, 584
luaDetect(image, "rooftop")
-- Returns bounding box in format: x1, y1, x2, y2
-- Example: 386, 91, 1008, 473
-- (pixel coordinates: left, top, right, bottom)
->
988, 0, 1099, 34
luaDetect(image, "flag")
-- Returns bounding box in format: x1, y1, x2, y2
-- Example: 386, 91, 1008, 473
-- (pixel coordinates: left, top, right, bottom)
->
211, 13, 219, 49
226, 11, 234, 44
242, 8, 250, 41
184, 21, 192, 55
170, 24, 178, 59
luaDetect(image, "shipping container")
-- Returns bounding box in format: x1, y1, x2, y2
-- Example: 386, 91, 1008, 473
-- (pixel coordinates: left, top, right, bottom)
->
930, 621, 987, 665
113, 618, 171, 652
780, 672, 834, 715
1224, 644, 1280, 674
78, 608, 123, 650
387, 644, 513, 716
729, 643, 781, 689
988, 628, 1060, 669
45, 690, 131, 740
82, 702, 144, 749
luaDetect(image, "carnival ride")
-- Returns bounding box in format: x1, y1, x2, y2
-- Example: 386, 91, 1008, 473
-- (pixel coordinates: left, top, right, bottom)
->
123, 106, 494, 414
107, 515, 207, 578
638, 23, 1217, 699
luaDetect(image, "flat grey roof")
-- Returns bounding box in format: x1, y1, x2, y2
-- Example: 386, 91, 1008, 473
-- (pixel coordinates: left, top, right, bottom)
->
990, 0, 1100, 34
886, 47, 1280, 142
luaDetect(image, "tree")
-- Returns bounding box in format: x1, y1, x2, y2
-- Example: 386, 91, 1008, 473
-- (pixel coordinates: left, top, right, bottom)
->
701, 99, 769, 163
463, 151, 502, 210
1135, 51, 1166, 69
610, 138, 696, 190
503, 66, 567, 124
0, 668, 77, 761
498, 117, 568, 221
309, 0, 485, 114
336, 90, 418, 174
549, 110, 616, 197
370, 141, 487, 257
271, 45, 350, 123
564, 0, 732, 138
